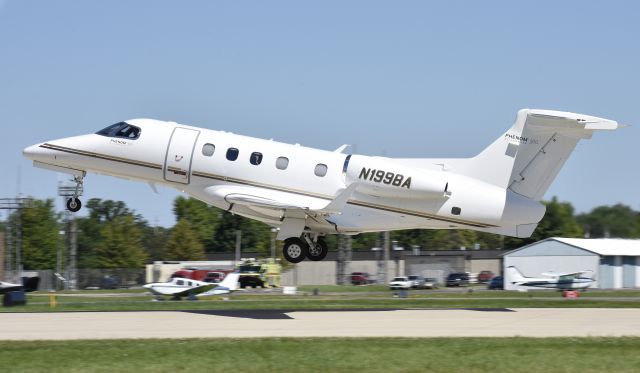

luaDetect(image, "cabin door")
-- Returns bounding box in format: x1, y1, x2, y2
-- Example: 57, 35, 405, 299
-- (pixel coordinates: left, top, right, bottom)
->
164, 127, 200, 184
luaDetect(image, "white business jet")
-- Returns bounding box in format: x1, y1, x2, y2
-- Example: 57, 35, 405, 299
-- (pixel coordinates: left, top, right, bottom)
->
506, 266, 594, 290
144, 272, 240, 300
23, 109, 620, 263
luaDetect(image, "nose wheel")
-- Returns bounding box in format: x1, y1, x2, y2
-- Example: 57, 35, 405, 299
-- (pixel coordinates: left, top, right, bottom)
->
66, 197, 82, 212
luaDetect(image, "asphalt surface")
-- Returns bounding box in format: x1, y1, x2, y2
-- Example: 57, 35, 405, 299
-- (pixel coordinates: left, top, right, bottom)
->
1, 308, 639, 340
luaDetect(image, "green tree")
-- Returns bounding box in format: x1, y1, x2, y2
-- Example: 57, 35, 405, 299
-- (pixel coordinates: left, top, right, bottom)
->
93, 215, 147, 268
77, 198, 152, 268
163, 218, 205, 260
504, 196, 583, 249
9, 199, 61, 270
173, 196, 221, 251
212, 212, 271, 253
577, 204, 640, 238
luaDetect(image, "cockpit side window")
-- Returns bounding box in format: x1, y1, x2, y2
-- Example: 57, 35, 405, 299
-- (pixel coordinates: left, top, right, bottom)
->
96, 122, 141, 140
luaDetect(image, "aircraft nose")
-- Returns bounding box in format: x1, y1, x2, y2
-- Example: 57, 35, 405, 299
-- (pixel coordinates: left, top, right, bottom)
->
22, 143, 49, 162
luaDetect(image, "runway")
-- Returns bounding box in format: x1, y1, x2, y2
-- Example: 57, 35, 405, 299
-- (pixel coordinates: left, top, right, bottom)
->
1, 308, 639, 340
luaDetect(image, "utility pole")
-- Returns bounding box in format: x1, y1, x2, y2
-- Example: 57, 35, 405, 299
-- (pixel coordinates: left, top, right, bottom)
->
383, 231, 390, 284
234, 230, 242, 264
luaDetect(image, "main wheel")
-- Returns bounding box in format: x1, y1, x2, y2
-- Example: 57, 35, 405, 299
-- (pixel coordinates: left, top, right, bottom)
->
307, 238, 328, 261
66, 197, 82, 212
282, 237, 308, 263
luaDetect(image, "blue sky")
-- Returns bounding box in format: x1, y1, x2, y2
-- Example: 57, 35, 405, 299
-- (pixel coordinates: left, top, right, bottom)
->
1, 1, 638, 227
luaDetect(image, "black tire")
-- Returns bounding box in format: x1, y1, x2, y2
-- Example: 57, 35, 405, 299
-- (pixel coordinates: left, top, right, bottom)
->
66, 197, 82, 212
307, 238, 328, 261
282, 237, 308, 263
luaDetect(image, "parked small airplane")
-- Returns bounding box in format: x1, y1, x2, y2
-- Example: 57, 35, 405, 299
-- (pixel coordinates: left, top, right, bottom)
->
144, 272, 240, 300
0, 277, 40, 294
506, 266, 594, 290
23, 109, 621, 263
0, 281, 25, 294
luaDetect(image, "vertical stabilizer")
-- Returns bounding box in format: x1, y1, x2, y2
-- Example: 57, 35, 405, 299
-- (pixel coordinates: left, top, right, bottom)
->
459, 109, 619, 200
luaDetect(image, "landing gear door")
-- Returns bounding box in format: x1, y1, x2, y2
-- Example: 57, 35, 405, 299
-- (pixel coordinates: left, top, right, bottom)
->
164, 127, 200, 184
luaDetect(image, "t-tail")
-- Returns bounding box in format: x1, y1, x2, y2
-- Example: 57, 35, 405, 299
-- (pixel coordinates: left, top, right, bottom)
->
460, 109, 620, 200
442, 109, 621, 237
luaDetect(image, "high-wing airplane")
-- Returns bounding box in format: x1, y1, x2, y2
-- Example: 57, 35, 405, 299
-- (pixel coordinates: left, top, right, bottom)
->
506, 266, 594, 290
144, 272, 239, 300
23, 109, 621, 263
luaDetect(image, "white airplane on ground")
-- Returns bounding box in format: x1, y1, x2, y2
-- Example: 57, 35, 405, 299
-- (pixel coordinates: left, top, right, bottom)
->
23, 109, 620, 263
506, 266, 594, 290
0, 281, 25, 294
144, 272, 240, 300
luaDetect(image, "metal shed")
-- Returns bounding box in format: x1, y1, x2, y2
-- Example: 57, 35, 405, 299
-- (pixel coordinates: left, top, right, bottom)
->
503, 238, 640, 290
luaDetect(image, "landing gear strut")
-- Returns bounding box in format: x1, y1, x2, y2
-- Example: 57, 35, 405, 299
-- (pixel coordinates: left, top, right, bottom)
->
65, 175, 84, 213
281, 234, 329, 263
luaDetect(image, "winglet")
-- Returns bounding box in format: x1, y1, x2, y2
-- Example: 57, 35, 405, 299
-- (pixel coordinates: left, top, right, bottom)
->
334, 144, 350, 153
319, 183, 358, 214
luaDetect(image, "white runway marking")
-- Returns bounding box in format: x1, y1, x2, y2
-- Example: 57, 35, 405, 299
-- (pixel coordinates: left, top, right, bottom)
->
1, 308, 639, 340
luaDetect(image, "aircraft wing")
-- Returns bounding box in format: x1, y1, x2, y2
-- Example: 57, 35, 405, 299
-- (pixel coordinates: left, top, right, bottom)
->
208, 183, 358, 216
171, 283, 216, 297
541, 270, 593, 279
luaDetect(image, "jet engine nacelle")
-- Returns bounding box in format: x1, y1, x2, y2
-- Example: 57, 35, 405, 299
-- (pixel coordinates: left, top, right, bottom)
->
345, 155, 448, 199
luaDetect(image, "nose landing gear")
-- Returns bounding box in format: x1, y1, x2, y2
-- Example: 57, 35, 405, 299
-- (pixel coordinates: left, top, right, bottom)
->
65, 175, 84, 213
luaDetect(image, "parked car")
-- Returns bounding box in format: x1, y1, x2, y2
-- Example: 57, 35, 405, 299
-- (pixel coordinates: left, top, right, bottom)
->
389, 276, 413, 290
423, 277, 439, 289
477, 270, 494, 283
487, 276, 504, 290
446, 272, 470, 287
351, 272, 375, 285
407, 275, 426, 289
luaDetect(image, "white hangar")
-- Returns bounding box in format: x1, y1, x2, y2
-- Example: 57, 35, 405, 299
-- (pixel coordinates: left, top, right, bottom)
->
502, 238, 640, 290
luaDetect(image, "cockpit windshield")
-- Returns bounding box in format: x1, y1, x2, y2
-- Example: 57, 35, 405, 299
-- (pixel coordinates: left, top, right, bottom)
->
96, 122, 141, 140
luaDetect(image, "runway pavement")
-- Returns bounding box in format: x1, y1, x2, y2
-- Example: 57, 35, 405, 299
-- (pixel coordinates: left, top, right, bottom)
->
1, 308, 639, 340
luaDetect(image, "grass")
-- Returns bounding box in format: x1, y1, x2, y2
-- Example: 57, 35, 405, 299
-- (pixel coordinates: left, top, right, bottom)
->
0, 287, 635, 313
1, 290, 639, 312
1, 337, 639, 372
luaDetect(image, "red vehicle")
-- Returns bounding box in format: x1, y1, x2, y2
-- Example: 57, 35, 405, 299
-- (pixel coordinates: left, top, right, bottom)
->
351, 272, 374, 285
477, 270, 495, 283
170, 268, 233, 283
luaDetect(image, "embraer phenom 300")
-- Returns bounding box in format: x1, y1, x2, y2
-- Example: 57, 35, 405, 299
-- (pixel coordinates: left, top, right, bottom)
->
23, 109, 620, 263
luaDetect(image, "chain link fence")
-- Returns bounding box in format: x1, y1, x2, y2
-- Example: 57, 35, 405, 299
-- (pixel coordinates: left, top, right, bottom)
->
27, 268, 145, 291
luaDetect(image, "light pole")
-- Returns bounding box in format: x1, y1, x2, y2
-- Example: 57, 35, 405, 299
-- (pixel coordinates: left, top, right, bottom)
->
270, 228, 277, 259
392, 240, 404, 277
58, 183, 82, 290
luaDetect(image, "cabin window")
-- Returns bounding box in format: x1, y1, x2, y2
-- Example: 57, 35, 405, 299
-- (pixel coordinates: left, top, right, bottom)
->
226, 147, 239, 161
250, 152, 263, 165
451, 207, 461, 215
176, 280, 184, 285
202, 143, 215, 157
96, 122, 141, 140
276, 156, 289, 170
314, 163, 328, 177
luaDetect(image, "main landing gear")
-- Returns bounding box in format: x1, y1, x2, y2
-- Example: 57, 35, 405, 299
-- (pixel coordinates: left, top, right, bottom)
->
65, 175, 84, 213
282, 234, 328, 263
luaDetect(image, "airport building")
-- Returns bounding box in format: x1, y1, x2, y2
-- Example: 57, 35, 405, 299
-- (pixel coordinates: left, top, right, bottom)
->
502, 238, 640, 290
